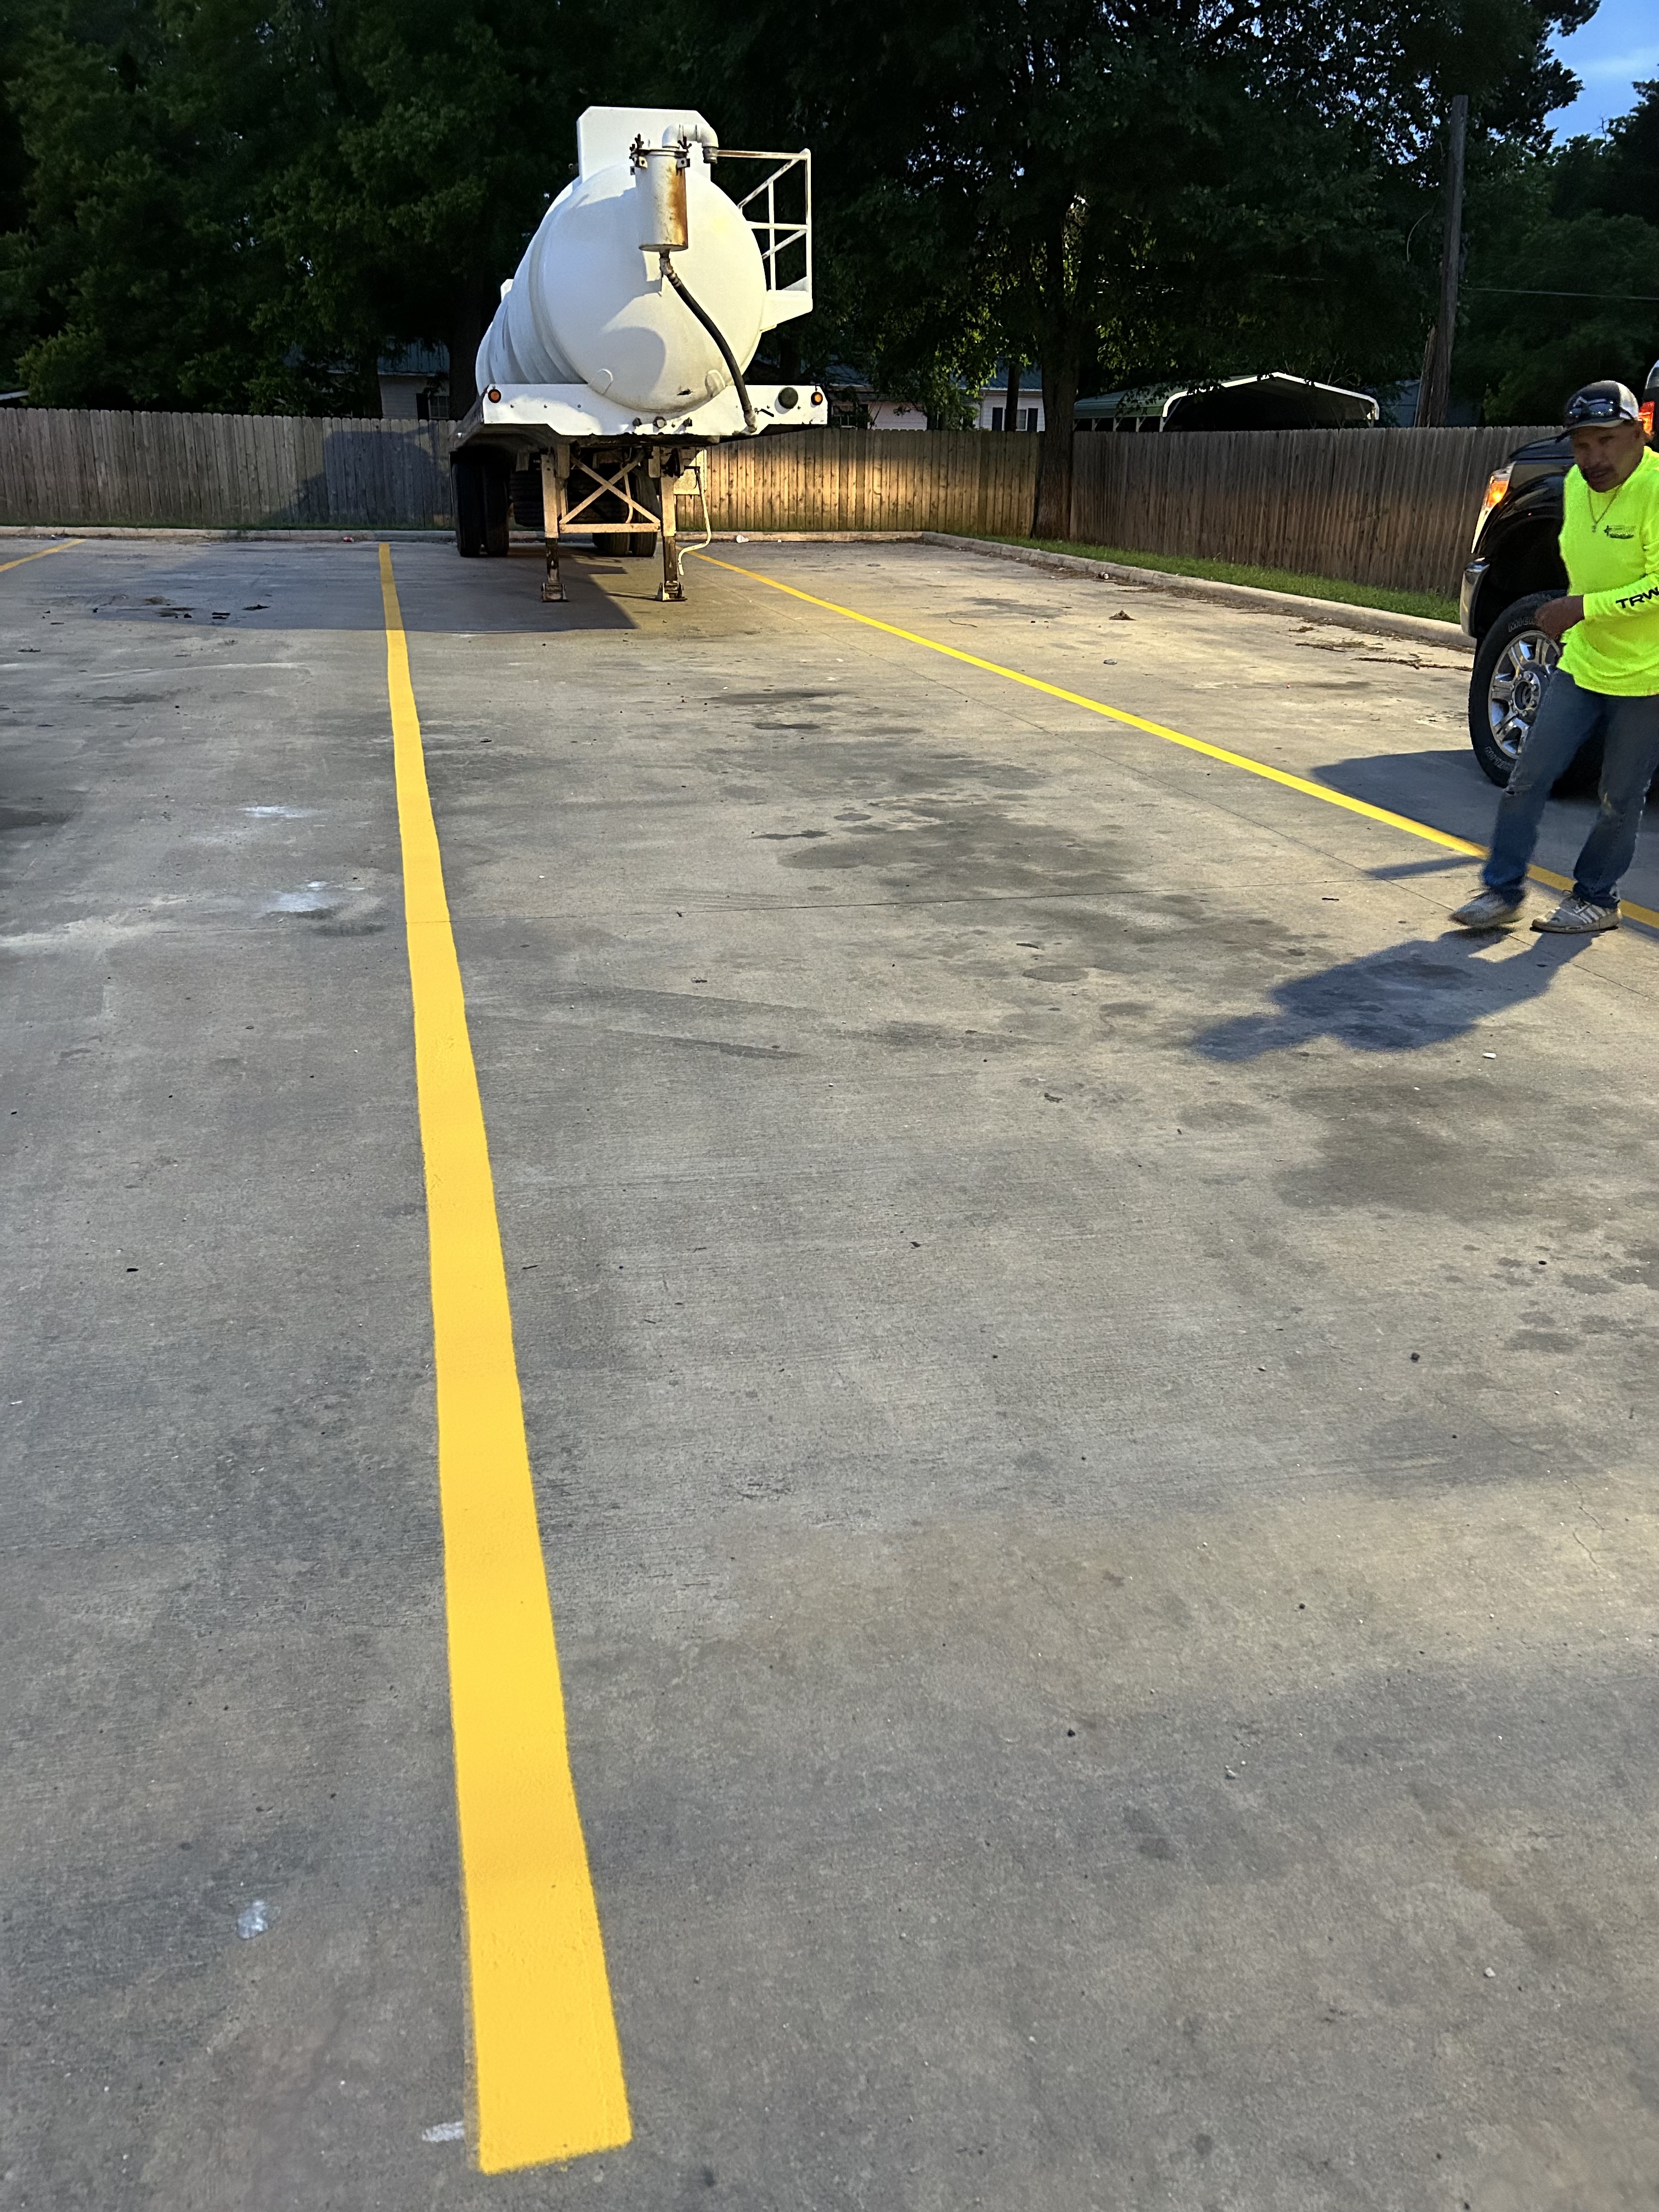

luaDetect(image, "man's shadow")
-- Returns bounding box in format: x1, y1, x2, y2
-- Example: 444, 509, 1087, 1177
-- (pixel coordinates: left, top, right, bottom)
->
1192, 928, 1593, 1062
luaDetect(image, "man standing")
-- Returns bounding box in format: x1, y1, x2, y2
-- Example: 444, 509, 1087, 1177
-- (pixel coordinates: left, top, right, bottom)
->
1453, 380, 1659, 933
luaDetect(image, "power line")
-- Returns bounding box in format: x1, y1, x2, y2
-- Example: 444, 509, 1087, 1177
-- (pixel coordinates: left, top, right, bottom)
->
1468, 285, 1659, 302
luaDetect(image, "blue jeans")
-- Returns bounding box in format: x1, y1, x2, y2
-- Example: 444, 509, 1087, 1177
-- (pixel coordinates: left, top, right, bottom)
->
1483, 670, 1659, 907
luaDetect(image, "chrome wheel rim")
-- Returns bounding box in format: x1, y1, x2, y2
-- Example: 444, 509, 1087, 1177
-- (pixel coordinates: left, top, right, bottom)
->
1487, 629, 1560, 762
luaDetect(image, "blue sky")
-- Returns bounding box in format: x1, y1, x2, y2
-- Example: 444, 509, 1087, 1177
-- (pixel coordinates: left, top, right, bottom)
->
1548, 0, 1657, 139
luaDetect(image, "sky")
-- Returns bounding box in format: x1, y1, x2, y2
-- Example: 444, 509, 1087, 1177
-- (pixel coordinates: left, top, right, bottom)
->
1548, 0, 1657, 139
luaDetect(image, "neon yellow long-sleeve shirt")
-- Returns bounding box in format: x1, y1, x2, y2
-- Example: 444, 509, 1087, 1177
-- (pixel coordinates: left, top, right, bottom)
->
1559, 447, 1659, 695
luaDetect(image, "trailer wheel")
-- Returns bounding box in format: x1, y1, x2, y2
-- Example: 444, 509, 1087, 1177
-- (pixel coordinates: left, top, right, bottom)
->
481, 459, 510, 557
592, 532, 631, 557
510, 469, 543, 531
453, 455, 511, 558
627, 532, 657, 558
454, 457, 487, 557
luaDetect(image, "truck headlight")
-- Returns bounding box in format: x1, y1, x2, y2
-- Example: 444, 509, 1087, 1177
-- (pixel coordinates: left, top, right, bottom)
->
1473, 464, 1511, 549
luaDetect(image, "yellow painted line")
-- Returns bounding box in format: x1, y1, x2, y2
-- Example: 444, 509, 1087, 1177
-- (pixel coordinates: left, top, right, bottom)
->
379, 544, 630, 2174
694, 552, 1659, 933
0, 540, 73, 575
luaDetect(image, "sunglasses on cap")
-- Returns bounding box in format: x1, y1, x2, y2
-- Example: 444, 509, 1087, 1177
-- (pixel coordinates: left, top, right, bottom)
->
1563, 386, 1640, 428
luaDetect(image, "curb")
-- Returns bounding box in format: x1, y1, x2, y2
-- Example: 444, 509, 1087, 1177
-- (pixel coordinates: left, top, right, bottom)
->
918, 532, 1472, 654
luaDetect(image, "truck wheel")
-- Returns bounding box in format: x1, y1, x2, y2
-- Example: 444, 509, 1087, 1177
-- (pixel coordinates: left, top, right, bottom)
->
1467, 591, 1598, 791
627, 532, 657, 558
592, 532, 631, 556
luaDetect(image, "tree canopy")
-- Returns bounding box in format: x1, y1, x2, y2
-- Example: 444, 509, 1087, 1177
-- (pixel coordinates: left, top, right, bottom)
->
0, 0, 1652, 446
1458, 78, 1659, 422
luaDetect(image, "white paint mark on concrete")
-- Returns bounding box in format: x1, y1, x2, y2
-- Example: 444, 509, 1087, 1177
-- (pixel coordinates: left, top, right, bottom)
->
421, 2120, 465, 2144
270, 883, 338, 916
0, 915, 157, 954
236, 1900, 270, 1939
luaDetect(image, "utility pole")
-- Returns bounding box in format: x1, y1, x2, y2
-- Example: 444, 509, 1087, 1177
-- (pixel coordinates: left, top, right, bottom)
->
1415, 92, 1469, 428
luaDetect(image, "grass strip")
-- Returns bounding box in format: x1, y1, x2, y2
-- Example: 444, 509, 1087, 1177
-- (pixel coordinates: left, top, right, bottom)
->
985, 535, 1459, 625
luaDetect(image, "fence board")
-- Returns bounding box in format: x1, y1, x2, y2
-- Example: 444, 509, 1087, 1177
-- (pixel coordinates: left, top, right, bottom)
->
1069, 424, 1557, 597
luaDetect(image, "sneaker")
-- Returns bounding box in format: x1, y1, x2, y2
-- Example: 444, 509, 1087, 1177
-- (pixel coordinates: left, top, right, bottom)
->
1531, 895, 1620, 934
1451, 887, 1525, 929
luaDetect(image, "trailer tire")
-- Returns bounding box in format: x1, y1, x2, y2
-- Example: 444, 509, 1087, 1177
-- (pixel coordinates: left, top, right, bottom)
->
454, 457, 487, 557
592, 532, 631, 557
454, 453, 511, 558
481, 459, 510, 557
510, 469, 543, 531
627, 532, 657, 558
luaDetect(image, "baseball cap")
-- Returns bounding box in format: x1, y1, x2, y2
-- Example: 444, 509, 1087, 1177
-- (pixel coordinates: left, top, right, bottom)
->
1562, 380, 1642, 429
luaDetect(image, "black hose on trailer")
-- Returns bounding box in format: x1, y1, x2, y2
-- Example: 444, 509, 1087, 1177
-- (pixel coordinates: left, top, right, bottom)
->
658, 253, 759, 435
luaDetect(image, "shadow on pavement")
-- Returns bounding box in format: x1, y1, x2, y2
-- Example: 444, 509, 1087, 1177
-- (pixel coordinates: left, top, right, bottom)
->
86, 542, 645, 635
1367, 853, 1477, 880
1316, 746, 1513, 846
1192, 929, 1593, 1060
411, 548, 647, 632
1316, 745, 1621, 847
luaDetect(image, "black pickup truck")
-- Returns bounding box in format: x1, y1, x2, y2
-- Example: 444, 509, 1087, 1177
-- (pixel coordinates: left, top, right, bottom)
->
1460, 357, 1659, 785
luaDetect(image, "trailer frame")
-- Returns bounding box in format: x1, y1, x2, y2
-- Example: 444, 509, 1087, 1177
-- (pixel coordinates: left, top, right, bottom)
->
450, 381, 826, 602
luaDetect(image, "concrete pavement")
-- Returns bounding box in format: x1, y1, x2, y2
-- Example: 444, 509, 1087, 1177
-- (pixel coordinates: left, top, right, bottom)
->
4, 534, 1659, 2211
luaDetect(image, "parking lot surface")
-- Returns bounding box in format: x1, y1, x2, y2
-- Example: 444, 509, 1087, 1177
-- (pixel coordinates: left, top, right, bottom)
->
5, 534, 1659, 2211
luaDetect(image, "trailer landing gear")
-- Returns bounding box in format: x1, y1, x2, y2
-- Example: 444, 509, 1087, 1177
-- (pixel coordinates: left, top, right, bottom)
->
658, 534, 684, 603
650, 457, 685, 602
478, 443, 708, 606
532, 452, 563, 601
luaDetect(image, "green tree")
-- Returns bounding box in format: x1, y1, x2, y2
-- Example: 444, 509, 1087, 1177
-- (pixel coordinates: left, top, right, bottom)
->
0, 0, 333, 408
0, 0, 38, 386
657, 0, 1589, 533
983, 0, 1593, 528
263, 0, 619, 416
0, 0, 617, 411
1458, 82, 1659, 422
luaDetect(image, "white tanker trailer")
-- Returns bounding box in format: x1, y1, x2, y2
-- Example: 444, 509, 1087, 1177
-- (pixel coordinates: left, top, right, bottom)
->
450, 104, 823, 602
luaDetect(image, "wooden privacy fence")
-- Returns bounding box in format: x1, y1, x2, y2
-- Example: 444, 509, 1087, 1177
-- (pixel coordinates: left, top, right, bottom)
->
690, 428, 1041, 538
0, 409, 456, 529
1070, 424, 1557, 598
0, 410, 1561, 596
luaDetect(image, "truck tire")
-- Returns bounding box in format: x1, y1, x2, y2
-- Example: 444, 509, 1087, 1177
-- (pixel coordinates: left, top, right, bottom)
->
627, 532, 657, 558
1467, 591, 1599, 792
453, 454, 510, 558
592, 532, 631, 556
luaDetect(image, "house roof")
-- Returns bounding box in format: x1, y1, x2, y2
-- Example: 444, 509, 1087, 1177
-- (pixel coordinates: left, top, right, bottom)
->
377, 343, 450, 379
1078, 373, 1378, 430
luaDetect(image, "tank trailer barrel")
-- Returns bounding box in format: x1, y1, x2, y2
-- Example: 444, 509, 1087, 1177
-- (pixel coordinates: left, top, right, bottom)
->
452, 104, 822, 602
